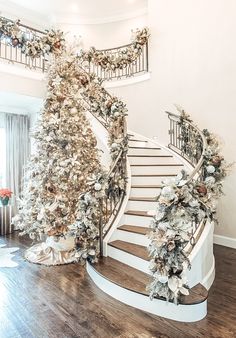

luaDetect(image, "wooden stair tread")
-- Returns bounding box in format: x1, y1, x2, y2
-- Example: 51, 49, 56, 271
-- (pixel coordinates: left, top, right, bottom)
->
131, 185, 162, 188
129, 197, 157, 202
91, 257, 208, 305
129, 139, 148, 142
125, 210, 153, 217
132, 174, 176, 177
130, 164, 184, 167
129, 146, 161, 150
118, 225, 150, 235
128, 155, 173, 158
108, 240, 149, 261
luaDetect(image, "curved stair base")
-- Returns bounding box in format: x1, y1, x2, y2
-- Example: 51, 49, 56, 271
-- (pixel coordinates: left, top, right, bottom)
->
87, 260, 207, 322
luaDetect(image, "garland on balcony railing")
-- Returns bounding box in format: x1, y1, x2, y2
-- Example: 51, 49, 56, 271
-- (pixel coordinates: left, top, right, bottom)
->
80, 27, 150, 71
0, 16, 65, 58
147, 109, 232, 304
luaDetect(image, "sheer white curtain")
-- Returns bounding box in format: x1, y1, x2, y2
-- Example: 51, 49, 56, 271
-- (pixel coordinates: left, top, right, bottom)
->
5, 113, 30, 201
0, 113, 6, 187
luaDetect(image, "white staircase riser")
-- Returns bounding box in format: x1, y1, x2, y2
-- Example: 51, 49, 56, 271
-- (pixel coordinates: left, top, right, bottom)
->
128, 141, 151, 148
128, 148, 169, 156
128, 156, 179, 165
131, 175, 169, 185
110, 229, 150, 247
107, 245, 150, 275
131, 166, 182, 175
130, 187, 161, 198
127, 200, 158, 210
121, 214, 153, 227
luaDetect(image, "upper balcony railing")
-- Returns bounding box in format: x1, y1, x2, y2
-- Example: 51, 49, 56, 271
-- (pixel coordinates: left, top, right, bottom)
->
0, 16, 47, 71
81, 42, 149, 81
0, 15, 149, 81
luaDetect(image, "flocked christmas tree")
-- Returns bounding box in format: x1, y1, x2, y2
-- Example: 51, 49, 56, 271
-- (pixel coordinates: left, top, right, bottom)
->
13, 49, 102, 263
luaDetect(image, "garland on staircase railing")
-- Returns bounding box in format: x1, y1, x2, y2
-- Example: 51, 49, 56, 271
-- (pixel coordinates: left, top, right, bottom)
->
0, 16, 65, 58
69, 67, 128, 263
80, 27, 150, 71
147, 108, 233, 303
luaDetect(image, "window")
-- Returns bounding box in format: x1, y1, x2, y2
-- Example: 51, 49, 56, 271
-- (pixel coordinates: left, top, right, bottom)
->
0, 127, 6, 187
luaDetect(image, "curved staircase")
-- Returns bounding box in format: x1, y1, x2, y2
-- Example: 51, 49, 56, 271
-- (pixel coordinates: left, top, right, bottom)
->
0, 14, 215, 323
87, 133, 214, 322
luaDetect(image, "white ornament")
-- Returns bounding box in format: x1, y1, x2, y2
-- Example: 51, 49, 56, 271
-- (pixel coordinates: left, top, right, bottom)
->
94, 183, 102, 191
205, 176, 216, 185
111, 143, 118, 149
70, 107, 78, 114
206, 165, 215, 173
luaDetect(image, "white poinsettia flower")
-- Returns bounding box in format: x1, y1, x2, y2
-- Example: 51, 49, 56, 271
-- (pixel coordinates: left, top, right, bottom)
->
161, 186, 176, 202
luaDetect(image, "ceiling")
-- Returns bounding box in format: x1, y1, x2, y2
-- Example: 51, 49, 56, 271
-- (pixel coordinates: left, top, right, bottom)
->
0, 0, 148, 25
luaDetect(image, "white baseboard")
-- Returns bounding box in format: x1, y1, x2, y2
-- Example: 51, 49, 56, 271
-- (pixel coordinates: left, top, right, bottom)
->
213, 234, 236, 249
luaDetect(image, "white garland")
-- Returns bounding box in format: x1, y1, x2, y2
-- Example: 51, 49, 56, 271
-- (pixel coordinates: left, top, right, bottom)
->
0, 16, 65, 58
80, 27, 150, 71
148, 109, 232, 303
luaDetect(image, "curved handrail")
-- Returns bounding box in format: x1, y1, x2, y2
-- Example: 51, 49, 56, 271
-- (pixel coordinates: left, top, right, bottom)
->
74, 62, 128, 256
165, 110, 208, 249
0, 15, 149, 80
166, 111, 207, 182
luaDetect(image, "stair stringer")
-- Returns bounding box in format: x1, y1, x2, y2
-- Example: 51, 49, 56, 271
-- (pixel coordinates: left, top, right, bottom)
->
102, 157, 132, 256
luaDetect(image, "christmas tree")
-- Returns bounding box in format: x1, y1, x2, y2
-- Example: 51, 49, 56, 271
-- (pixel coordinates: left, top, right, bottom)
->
14, 51, 102, 262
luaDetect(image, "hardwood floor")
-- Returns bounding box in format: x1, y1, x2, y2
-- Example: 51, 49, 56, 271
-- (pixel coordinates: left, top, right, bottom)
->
0, 233, 236, 338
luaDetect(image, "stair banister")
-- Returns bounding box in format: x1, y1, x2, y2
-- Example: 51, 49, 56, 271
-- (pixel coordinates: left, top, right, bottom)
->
166, 111, 207, 182
165, 111, 208, 249
75, 62, 128, 257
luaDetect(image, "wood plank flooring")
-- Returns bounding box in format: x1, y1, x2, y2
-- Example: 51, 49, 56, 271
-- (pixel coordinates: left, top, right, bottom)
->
0, 232, 236, 338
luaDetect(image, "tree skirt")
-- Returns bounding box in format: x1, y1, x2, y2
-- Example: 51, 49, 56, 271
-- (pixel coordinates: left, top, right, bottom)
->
0, 244, 19, 268
25, 236, 77, 266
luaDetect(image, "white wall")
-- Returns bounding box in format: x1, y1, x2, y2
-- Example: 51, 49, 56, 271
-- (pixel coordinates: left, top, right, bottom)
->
59, 14, 148, 49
